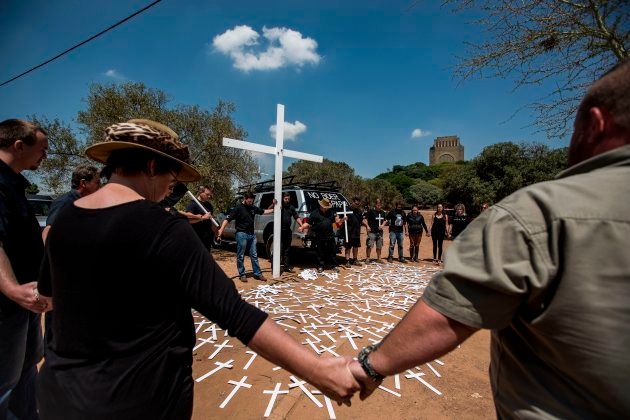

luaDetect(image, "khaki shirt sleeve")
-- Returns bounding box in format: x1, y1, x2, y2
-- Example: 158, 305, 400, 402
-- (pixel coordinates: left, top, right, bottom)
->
423, 205, 552, 330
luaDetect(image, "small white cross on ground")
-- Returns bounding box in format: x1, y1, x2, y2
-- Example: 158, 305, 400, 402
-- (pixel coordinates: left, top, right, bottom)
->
405, 369, 442, 396
263, 383, 289, 417
318, 344, 340, 357
194, 319, 211, 333
378, 385, 401, 397
193, 336, 214, 351
219, 376, 252, 409
243, 351, 258, 370
195, 359, 234, 383
208, 339, 233, 360
318, 330, 337, 342
289, 376, 323, 408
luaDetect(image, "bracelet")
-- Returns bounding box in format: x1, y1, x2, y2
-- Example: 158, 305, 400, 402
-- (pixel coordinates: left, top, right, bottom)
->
358, 344, 385, 382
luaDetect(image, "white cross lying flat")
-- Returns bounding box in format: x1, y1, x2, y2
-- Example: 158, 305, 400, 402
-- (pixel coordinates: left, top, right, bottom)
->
405, 370, 442, 396
220, 376, 252, 409
243, 351, 258, 370
208, 339, 233, 360
289, 376, 323, 408
193, 337, 214, 351
195, 359, 234, 383
263, 383, 289, 417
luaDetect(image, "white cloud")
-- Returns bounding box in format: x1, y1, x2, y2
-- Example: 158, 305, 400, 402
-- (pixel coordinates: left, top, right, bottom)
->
411, 128, 431, 138
269, 120, 307, 141
104, 69, 125, 80
212, 25, 321, 72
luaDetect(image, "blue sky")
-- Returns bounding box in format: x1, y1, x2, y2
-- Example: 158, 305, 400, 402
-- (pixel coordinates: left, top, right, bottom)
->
0, 0, 569, 179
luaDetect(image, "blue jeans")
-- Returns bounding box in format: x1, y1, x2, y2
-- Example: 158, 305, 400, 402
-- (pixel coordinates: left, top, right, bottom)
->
388, 231, 404, 259
236, 231, 262, 277
0, 309, 42, 420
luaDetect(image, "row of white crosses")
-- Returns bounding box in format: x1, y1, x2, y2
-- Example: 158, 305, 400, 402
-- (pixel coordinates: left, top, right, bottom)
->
191, 263, 448, 417
222, 104, 323, 278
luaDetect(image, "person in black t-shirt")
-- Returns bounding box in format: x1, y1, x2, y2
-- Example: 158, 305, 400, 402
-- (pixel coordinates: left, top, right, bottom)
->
37, 119, 361, 419
42, 164, 101, 242
385, 202, 407, 263
0, 119, 50, 420
280, 192, 304, 273
363, 198, 387, 262
181, 185, 217, 250
217, 191, 276, 282
448, 203, 470, 239
303, 198, 340, 273
340, 197, 364, 267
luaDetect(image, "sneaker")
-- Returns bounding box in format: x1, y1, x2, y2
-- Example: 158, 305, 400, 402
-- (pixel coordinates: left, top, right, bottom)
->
317, 267, 324, 273
352, 259, 364, 266
333, 267, 340, 273
239, 275, 248, 282
387, 257, 394, 263
254, 274, 268, 282
399, 258, 407, 263
345, 261, 352, 268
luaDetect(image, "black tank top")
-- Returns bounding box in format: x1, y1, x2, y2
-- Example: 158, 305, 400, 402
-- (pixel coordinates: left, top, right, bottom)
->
431, 214, 447, 238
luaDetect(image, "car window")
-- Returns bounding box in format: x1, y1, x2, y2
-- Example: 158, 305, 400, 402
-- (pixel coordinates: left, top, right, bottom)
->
28, 199, 52, 216
259, 193, 274, 209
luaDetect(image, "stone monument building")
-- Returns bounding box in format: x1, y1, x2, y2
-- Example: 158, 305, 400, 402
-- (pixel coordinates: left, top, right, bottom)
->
429, 135, 464, 165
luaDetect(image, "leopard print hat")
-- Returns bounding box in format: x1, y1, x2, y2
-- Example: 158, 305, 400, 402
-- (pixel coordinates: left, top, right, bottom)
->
85, 119, 201, 182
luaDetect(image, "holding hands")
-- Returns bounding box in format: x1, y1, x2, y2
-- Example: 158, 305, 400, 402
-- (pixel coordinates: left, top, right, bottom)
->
7, 282, 52, 313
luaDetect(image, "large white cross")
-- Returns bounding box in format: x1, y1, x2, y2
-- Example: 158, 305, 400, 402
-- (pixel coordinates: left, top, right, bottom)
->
223, 104, 323, 278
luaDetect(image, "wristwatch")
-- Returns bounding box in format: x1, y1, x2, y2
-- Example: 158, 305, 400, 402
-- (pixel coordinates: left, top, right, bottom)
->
358, 344, 385, 382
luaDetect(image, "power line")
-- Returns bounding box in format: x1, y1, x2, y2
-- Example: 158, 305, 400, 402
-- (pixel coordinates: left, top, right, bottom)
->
0, 0, 162, 88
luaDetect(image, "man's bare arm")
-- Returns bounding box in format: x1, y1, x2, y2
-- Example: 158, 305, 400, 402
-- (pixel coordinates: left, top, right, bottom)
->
0, 244, 48, 313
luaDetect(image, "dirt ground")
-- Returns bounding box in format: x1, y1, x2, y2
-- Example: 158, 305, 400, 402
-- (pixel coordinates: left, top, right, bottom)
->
193, 220, 495, 419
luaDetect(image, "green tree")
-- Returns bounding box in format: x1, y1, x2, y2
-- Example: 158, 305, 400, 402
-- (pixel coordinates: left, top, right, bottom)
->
447, 0, 628, 138
442, 164, 495, 211
36, 82, 258, 209
285, 158, 365, 200
408, 181, 443, 207
30, 117, 88, 194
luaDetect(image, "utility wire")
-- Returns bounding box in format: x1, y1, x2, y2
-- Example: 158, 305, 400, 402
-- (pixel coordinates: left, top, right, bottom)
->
0, 0, 162, 88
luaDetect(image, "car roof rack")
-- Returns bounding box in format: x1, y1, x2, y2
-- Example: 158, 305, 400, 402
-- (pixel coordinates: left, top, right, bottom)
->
236, 176, 340, 194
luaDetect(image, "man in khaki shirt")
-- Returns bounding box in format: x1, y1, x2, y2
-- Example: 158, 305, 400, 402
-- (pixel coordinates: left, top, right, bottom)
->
350, 59, 630, 418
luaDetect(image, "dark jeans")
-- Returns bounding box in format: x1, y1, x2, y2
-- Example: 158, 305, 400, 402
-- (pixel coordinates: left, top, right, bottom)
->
0, 309, 42, 420
236, 231, 262, 277
432, 237, 444, 260
281, 229, 293, 269
316, 238, 337, 269
388, 231, 404, 260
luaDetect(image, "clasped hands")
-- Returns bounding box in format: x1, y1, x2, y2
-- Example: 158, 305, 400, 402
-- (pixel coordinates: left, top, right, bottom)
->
307, 356, 382, 406
8, 281, 52, 313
